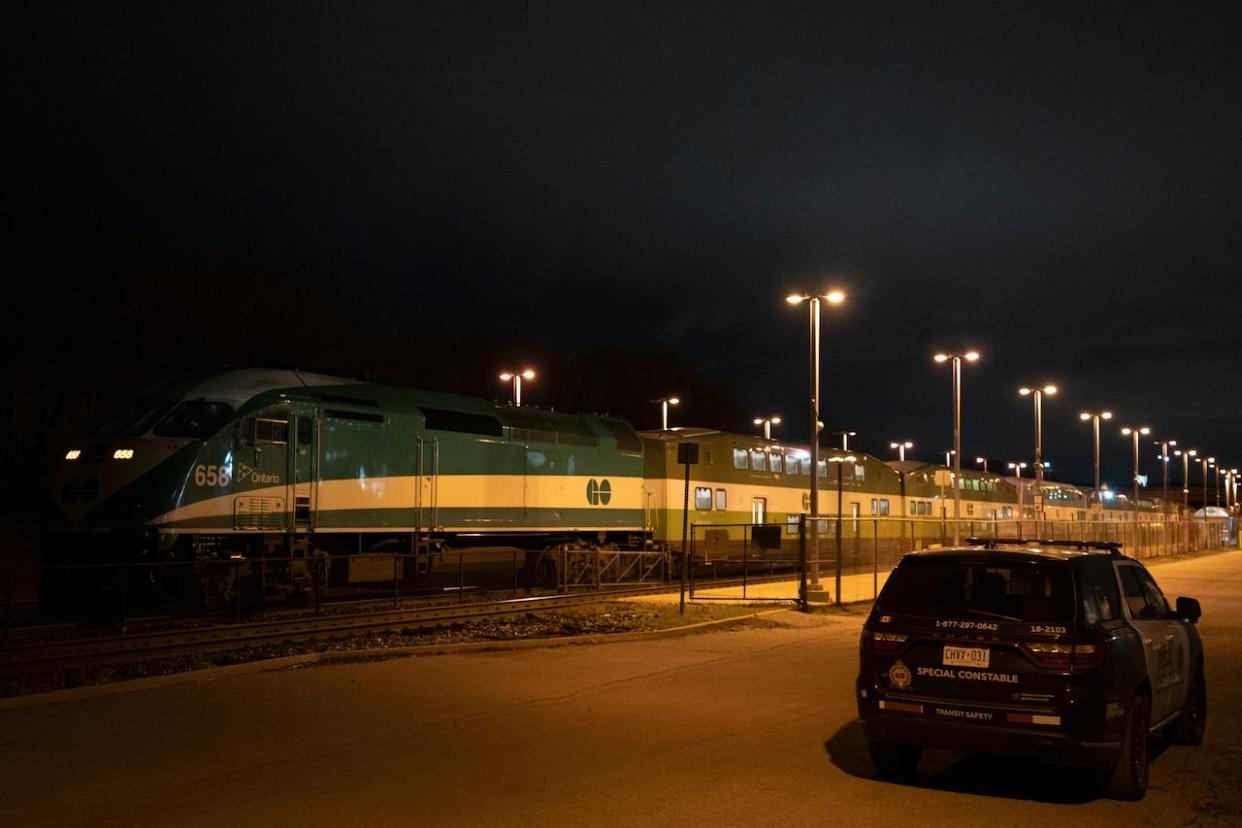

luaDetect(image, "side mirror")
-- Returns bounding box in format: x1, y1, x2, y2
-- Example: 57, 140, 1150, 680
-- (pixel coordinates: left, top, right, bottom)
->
1176, 596, 1201, 623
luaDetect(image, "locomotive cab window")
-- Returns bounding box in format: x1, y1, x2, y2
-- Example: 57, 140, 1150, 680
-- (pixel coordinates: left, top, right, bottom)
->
255, 417, 289, 445
152, 401, 235, 440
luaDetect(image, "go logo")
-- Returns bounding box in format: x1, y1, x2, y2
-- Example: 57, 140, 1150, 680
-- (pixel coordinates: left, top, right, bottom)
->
586, 478, 612, 506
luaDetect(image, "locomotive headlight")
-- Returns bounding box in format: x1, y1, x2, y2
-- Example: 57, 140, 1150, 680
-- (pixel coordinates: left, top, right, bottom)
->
65, 449, 81, 461
113, 448, 135, 460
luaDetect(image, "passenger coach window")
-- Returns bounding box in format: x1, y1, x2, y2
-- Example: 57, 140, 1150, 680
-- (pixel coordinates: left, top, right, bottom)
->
695, 487, 712, 510
816, 460, 827, 478
733, 449, 748, 469
750, 450, 766, 471
854, 464, 865, 481
769, 453, 782, 473
716, 489, 727, 510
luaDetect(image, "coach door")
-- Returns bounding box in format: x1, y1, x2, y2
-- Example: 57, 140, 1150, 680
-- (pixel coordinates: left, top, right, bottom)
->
290, 409, 318, 529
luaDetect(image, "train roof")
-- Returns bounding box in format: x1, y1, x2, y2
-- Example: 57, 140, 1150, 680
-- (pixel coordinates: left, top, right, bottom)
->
183, 369, 357, 408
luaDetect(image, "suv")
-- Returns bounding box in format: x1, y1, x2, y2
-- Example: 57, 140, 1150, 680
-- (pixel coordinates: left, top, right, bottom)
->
856, 539, 1205, 800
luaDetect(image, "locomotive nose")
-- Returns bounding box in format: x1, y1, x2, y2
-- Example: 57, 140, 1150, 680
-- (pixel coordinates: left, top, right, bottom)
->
52, 439, 180, 527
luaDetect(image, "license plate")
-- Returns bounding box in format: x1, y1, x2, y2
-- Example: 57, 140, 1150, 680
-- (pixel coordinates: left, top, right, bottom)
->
943, 645, 990, 668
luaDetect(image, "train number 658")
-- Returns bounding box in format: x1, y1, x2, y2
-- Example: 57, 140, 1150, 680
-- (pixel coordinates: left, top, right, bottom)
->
194, 464, 231, 487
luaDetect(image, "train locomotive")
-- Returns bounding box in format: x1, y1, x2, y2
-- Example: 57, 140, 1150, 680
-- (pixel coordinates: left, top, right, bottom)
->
49, 369, 647, 601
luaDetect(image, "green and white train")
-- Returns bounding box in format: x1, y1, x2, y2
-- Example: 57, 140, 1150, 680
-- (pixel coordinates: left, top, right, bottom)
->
50, 369, 1181, 593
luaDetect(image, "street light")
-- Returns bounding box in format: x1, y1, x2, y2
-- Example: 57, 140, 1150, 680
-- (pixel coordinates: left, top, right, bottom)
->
890, 441, 913, 462
786, 288, 846, 596
1018, 385, 1057, 516
498, 369, 536, 406
651, 396, 680, 431
1007, 461, 1028, 477
1175, 448, 1196, 516
1079, 410, 1113, 505
1120, 426, 1151, 517
1204, 457, 1216, 514
934, 351, 979, 545
754, 415, 782, 440
832, 430, 857, 451
1154, 438, 1177, 516
975, 456, 990, 473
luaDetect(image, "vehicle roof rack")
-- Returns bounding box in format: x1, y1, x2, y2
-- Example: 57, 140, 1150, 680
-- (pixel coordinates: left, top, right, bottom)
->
963, 537, 1124, 556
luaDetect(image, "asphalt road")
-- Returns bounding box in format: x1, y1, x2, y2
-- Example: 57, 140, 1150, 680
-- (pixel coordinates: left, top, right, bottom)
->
1, 550, 1239, 827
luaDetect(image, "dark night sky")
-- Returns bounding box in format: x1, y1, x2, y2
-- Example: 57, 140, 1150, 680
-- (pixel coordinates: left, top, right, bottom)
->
6, 1, 1242, 493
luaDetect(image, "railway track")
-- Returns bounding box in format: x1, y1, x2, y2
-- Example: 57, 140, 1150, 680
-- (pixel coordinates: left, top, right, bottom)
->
0, 583, 687, 676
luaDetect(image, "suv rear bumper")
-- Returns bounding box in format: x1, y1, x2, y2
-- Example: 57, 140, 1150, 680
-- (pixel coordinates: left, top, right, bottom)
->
857, 690, 1122, 767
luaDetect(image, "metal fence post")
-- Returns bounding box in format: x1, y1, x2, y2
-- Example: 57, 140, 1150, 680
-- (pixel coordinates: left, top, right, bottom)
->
873, 519, 879, 600
459, 552, 466, 603
798, 515, 808, 612
742, 525, 749, 600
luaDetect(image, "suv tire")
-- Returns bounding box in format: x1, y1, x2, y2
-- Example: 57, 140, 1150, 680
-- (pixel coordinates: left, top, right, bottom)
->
1107, 693, 1150, 800
1171, 665, 1207, 745
867, 741, 921, 777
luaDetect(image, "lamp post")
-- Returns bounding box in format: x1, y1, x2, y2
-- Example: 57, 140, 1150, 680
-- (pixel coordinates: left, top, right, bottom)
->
786, 289, 846, 596
1214, 465, 1225, 507
1155, 439, 1177, 516
890, 441, 913, 462
754, 416, 782, 440
1008, 462, 1028, 515
833, 430, 857, 451
1120, 426, 1151, 518
498, 369, 536, 406
1203, 457, 1215, 515
1018, 385, 1057, 517
1175, 449, 1196, 516
651, 396, 680, 431
975, 456, 990, 473
1079, 410, 1113, 507
934, 351, 979, 546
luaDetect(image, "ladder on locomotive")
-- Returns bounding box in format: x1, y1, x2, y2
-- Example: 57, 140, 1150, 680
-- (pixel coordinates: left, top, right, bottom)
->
413, 436, 439, 574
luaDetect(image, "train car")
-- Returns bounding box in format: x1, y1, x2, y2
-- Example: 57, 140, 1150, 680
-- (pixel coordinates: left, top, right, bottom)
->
49, 369, 647, 593
640, 428, 903, 558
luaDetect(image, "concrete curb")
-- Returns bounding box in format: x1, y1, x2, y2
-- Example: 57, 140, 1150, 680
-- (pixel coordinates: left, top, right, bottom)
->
0, 608, 793, 712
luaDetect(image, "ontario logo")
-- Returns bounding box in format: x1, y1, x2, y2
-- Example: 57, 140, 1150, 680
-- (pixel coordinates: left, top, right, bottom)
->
586, 479, 612, 505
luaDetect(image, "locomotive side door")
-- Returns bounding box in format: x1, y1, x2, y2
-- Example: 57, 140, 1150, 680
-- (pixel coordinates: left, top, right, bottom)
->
290, 408, 318, 529
415, 436, 439, 532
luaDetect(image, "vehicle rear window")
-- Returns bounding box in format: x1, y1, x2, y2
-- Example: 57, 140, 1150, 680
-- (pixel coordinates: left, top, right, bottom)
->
878, 558, 1075, 624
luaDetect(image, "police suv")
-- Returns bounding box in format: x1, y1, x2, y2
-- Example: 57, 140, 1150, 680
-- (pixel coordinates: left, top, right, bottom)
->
856, 539, 1206, 800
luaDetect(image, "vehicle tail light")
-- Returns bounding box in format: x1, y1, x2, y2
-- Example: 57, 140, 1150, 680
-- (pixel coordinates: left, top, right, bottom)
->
861, 630, 909, 656
1022, 641, 1102, 671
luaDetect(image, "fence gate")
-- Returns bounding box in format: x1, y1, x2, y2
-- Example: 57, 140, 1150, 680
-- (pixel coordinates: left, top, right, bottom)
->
687, 520, 807, 606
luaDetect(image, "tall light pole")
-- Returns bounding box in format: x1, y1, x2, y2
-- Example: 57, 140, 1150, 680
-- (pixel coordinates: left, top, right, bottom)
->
934, 351, 979, 546
1120, 426, 1151, 516
786, 289, 846, 595
1175, 449, 1196, 516
1079, 410, 1113, 505
1204, 457, 1215, 514
975, 456, 990, 473
498, 369, 536, 406
890, 441, 913, 462
1214, 465, 1225, 507
833, 430, 857, 451
651, 396, 680, 431
1008, 462, 1028, 515
1155, 439, 1177, 516
754, 415, 782, 440
1018, 385, 1057, 517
